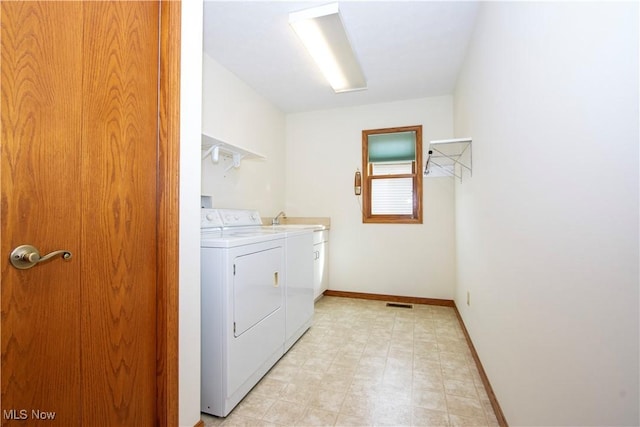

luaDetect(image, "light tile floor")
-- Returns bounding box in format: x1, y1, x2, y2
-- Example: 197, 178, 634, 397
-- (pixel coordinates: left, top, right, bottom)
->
202, 296, 500, 427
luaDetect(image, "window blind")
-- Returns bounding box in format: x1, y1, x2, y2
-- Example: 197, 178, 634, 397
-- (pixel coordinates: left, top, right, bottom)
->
371, 162, 412, 176
371, 178, 413, 215
368, 131, 416, 162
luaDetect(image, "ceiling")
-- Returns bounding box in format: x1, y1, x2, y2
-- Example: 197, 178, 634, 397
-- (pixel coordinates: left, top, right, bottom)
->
203, 1, 479, 113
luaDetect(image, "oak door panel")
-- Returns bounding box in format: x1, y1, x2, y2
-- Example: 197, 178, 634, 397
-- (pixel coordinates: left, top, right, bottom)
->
1, 2, 83, 425
1, 2, 161, 425
80, 2, 159, 424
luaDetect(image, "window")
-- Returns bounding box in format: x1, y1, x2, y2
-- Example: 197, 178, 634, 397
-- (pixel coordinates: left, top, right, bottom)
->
362, 125, 423, 223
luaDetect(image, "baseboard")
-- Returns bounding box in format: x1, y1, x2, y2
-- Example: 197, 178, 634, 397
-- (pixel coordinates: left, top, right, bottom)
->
453, 303, 508, 427
322, 289, 508, 427
322, 289, 455, 307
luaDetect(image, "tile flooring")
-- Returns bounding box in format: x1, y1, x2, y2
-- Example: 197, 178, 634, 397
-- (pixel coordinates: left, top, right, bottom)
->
201, 296, 500, 426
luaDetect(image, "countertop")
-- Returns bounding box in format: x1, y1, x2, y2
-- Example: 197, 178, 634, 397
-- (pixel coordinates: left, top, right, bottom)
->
263, 216, 330, 230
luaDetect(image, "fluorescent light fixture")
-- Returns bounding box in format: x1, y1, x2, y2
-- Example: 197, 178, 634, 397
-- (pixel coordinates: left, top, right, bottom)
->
289, 3, 366, 93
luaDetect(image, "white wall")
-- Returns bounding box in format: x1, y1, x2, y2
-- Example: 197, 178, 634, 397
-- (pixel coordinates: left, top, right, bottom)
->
201, 54, 286, 215
454, 2, 639, 426
179, 0, 203, 426
286, 97, 456, 299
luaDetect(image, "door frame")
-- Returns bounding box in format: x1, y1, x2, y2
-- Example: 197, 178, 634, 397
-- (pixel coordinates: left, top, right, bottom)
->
157, 1, 181, 425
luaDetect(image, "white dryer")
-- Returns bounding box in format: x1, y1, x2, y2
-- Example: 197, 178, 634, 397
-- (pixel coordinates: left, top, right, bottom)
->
200, 209, 287, 417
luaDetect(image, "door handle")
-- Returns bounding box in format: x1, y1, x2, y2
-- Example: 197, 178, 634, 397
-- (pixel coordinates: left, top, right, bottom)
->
10, 245, 72, 270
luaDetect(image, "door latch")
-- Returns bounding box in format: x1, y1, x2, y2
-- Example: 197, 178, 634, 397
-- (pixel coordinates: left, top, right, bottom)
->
9, 245, 72, 270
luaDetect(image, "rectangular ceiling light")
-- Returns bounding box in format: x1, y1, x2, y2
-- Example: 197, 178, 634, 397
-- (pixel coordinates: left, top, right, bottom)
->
289, 3, 367, 93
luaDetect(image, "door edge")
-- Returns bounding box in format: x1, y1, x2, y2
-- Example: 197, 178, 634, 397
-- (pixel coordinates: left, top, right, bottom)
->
157, 1, 181, 425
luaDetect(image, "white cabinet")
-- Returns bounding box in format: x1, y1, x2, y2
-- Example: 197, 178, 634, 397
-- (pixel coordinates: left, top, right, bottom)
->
313, 230, 329, 300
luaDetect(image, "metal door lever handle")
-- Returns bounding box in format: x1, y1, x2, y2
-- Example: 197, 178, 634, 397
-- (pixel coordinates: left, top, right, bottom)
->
10, 245, 72, 270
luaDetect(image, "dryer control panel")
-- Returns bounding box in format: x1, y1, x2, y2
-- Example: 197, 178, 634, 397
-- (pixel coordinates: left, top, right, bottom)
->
201, 209, 224, 229
200, 208, 263, 229
217, 209, 263, 227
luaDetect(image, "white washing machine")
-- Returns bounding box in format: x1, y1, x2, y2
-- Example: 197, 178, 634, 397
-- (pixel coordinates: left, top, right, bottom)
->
200, 209, 288, 417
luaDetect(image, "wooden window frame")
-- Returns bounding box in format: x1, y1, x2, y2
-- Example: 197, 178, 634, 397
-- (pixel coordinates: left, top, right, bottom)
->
362, 125, 423, 224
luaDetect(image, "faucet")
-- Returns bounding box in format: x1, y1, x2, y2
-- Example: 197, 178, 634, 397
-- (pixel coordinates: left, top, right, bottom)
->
272, 211, 286, 225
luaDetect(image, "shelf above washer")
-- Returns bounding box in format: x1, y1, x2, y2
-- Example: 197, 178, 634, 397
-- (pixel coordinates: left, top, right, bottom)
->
425, 137, 472, 181
202, 134, 265, 171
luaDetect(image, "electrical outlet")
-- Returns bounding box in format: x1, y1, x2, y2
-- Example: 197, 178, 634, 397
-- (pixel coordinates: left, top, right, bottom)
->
466, 291, 470, 306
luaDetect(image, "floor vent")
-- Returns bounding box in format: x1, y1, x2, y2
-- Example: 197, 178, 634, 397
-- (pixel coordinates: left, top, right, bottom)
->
386, 302, 413, 309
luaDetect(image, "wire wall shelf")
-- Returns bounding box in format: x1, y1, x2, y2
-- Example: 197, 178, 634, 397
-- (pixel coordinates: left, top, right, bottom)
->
424, 137, 472, 182
202, 134, 265, 171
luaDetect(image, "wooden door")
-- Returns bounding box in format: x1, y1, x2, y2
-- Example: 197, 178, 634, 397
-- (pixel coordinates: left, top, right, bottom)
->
1, 2, 179, 425
1, 2, 83, 424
